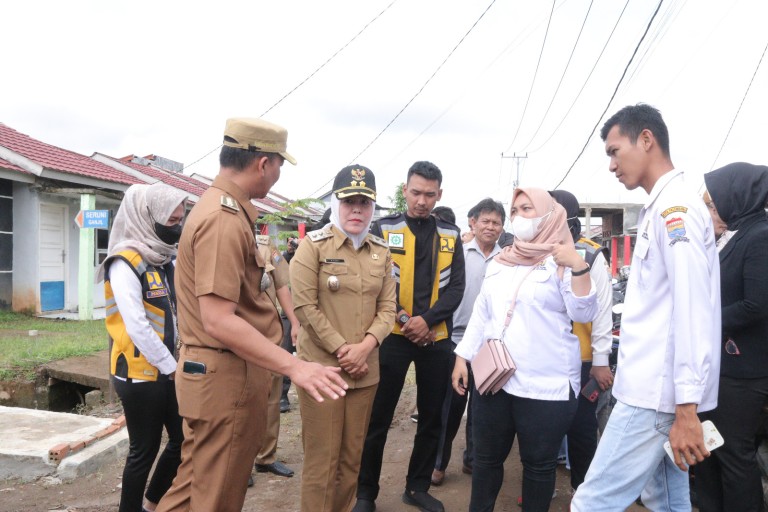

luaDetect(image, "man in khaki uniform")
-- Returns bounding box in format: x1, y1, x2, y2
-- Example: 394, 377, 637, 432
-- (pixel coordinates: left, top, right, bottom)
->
157, 118, 347, 512
252, 234, 298, 478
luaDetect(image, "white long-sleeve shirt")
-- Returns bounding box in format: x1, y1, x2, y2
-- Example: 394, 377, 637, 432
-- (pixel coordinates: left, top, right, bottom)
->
455, 256, 598, 400
612, 169, 721, 413
585, 250, 613, 365
109, 258, 178, 379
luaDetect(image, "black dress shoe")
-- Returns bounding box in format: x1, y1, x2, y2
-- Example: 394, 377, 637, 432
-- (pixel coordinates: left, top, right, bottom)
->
402, 490, 445, 512
279, 397, 290, 413
351, 498, 376, 512
255, 461, 294, 477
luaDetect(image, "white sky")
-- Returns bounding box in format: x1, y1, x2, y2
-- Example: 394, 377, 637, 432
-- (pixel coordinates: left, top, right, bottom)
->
2, 0, 767, 227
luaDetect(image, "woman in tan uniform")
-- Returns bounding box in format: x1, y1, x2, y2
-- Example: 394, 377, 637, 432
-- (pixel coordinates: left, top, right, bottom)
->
290, 165, 396, 512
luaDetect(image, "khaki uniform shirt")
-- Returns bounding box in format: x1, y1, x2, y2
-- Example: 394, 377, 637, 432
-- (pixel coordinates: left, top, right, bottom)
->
290, 225, 396, 388
175, 175, 282, 350
256, 234, 290, 312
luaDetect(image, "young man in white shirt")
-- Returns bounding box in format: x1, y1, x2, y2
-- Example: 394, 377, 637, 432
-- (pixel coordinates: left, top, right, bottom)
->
571, 104, 721, 511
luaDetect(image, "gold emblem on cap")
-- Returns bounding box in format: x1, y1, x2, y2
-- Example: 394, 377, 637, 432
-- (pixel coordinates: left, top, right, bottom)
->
327, 275, 340, 291
371, 253, 379, 260
350, 168, 367, 188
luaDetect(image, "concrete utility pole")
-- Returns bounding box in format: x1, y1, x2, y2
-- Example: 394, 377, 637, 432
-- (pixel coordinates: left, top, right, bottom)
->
500, 152, 528, 189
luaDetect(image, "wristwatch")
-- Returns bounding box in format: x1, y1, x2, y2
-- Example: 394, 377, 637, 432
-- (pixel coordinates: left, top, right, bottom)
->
398, 312, 411, 325
571, 263, 591, 277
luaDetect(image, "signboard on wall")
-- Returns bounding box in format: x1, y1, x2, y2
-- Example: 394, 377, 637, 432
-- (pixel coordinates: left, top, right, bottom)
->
74, 210, 109, 229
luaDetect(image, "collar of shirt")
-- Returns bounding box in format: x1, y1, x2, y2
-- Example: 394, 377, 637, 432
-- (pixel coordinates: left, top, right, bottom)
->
465, 238, 502, 260
329, 224, 371, 251
211, 175, 261, 225
643, 168, 684, 210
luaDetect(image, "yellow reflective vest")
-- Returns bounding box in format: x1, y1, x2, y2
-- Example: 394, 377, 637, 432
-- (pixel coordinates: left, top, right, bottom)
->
104, 250, 175, 381
377, 215, 460, 341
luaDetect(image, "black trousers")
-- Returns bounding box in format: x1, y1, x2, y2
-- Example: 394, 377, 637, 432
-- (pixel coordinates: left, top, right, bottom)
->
280, 316, 295, 400
113, 376, 183, 512
357, 334, 452, 500
696, 375, 768, 512
470, 389, 577, 512
434, 348, 474, 472
565, 361, 599, 490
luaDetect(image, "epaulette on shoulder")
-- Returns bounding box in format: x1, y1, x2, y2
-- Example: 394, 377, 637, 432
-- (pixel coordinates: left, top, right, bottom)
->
220, 195, 240, 213
368, 234, 388, 247
307, 228, 333, 242
255, 234, 270, 245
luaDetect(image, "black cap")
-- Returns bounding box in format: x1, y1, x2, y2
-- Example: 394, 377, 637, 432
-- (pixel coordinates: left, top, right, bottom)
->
332, 165, 376, 201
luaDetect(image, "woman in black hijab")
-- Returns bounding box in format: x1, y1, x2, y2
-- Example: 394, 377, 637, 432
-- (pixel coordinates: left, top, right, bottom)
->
696, 162, 768, 512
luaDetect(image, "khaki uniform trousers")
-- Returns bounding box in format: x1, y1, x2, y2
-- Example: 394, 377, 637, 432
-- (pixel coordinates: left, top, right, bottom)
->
298, 384, 378, 512
157, 345, 270, 512
255, 372, 283, 464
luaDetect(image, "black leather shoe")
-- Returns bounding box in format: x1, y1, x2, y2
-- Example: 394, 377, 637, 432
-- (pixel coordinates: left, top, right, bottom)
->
279, 397, 290, 413
351, 498, 376, 512
255, 461, 294, 477
402, 490, 445, 512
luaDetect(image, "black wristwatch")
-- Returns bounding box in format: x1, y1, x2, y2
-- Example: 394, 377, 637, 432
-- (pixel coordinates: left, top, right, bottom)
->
571, 263, 591, 277
398, 313, 411, 325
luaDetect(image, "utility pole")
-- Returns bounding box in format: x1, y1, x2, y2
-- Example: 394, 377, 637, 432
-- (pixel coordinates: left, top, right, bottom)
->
500, 152, 528, 189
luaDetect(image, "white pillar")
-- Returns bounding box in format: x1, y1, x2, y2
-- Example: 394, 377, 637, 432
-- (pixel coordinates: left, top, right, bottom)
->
78, 194, 95, 320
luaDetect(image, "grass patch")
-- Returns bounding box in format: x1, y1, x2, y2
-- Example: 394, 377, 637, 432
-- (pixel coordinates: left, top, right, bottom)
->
0, 311, 107, 380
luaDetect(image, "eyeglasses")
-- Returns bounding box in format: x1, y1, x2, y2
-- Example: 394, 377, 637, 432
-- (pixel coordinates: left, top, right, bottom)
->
725, 338, 740, 356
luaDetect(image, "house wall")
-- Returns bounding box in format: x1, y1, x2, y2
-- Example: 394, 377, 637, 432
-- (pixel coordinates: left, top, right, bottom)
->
12, 183, 39, 312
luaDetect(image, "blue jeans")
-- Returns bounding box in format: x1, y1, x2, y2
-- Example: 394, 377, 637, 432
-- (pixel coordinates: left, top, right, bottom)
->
571, 400, 691, 512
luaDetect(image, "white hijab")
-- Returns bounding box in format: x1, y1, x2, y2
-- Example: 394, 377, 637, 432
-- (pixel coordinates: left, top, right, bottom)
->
96, 182, 188, 281
329, 195, 375, 250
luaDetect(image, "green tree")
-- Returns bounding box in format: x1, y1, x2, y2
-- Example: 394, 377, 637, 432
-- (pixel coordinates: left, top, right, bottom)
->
258, 198, 324, 250
389, 182, 407, 213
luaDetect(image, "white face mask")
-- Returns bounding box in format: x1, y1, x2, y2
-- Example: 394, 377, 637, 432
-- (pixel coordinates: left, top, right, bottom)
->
511, 211, 551, 242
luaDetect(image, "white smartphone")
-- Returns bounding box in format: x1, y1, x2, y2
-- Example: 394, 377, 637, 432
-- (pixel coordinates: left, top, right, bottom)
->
664, 420, 724, 463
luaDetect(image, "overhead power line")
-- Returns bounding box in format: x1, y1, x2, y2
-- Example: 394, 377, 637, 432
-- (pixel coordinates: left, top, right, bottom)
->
307, 0, 499, 198
553, 0, 665, 190
261, 0, 398, 117
528, 0, 630, 154
709, 38, 768, 170
182, 1, 398, 172
521, 0, 594, 152
505, 0, 556, 153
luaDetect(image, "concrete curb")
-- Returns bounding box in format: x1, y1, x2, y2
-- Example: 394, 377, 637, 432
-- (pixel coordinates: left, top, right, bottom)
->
0, 406, 127, 482
57, 428, 128, 480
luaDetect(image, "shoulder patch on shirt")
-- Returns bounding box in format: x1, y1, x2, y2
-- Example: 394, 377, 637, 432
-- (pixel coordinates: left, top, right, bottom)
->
271, 249, 281, 264
666, 217, 690, 246
661, 206, 688, 218
220, 195, 240, 213
368, 234, 388, 247
307, 229, 333, 242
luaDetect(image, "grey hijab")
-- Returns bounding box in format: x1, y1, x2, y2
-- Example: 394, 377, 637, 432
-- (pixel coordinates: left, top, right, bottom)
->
96, 183, 187, 281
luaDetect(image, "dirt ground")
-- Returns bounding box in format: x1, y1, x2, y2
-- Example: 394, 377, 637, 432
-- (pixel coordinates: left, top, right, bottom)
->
0, 380, 647, 512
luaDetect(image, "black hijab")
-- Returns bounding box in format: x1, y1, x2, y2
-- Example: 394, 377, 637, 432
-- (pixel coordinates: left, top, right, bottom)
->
549, 189, 581, 243
704, 162, 768, 231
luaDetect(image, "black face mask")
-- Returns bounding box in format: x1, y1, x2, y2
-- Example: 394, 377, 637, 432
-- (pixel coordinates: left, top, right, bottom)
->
154, 222, 183, 245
